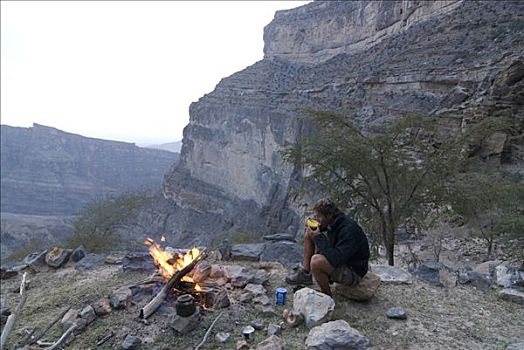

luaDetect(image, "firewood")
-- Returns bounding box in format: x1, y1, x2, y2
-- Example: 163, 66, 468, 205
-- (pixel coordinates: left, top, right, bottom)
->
194, 311, 223, 350
41, 324, 77, 350
17, 306, 71, 347
95, 331, 114, 347
139, 250, 207, 319
1, 272, 28, 349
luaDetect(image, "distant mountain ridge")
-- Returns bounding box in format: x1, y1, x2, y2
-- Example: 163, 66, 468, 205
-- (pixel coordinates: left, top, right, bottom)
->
0, 123, 179, 216
141, 141, 182, 153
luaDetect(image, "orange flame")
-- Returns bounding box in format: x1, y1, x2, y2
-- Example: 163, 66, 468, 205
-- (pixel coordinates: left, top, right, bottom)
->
145, 238, 200, 281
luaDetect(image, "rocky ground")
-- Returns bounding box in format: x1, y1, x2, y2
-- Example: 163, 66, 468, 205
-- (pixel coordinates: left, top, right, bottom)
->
1, 237, 523, 350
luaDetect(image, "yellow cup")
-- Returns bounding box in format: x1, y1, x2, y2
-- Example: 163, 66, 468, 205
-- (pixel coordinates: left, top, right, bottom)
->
307, 218, 319, 230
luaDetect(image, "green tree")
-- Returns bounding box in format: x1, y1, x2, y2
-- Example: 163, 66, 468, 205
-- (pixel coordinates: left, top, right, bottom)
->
283, 111, 466, 265
450, 166, 524, 258
70, 192, 149, 252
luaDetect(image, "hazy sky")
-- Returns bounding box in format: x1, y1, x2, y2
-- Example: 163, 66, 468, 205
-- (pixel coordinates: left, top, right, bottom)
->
1, 1, 309, 145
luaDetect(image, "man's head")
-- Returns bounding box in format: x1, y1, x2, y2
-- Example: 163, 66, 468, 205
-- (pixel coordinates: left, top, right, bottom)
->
312, 198, 340, 227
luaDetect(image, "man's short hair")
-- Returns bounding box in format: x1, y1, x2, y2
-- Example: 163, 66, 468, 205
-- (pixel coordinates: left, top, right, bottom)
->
312, 198, 340, 216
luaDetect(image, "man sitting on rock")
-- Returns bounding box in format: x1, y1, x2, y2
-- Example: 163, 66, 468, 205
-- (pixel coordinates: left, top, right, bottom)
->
286, 198, 370, 296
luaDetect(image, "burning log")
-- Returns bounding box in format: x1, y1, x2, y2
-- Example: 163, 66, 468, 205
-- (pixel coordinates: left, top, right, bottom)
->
139, 250, 208, 319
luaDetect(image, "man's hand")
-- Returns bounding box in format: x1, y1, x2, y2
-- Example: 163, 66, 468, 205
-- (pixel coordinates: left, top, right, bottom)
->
305, 226, 321, 239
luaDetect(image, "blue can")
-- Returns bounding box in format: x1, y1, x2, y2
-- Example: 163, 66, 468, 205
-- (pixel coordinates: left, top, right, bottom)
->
275, 287, 287, 306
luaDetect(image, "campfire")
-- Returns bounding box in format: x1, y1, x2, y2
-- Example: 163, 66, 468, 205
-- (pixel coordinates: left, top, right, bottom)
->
139, 237, 211, 319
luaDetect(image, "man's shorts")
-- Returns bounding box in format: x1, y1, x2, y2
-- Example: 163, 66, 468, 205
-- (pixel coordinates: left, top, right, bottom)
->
330, 265, 362, 286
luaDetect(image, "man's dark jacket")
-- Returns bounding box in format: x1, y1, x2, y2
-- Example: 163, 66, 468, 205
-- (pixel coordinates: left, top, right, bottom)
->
313, 212, 370, 277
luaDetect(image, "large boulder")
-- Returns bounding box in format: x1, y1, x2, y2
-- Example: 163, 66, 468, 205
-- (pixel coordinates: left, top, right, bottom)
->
75, 254, 105, 271
305, 320, 371, 350
45, 247, 72, 268
231, 243, 265, 261
122, 252, 155, 272
260, 241, 303, 268
371, 265, 413, 284
333, 272, 381, 301
293, 288, 335, 329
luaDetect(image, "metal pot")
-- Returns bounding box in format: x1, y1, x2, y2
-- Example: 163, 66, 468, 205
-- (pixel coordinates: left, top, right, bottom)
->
175, 294, 196, 317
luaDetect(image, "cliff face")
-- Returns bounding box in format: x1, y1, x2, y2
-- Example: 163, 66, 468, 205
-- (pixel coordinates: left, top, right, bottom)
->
162, 0, 524, 247
1, 124, 179, 215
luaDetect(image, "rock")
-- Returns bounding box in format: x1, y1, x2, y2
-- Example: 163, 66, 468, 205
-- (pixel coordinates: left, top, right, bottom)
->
192, 261, 212, 283
45, 247, 72, 268
218, 239, 232, 261
293, 287, 335, 329
386, 307, 407, 320
105, 255, 123, 265
231, 243, 266, 262
210, 264, 226, 278
205, 276, 228, 287
0, 267, 17, 280
232, 276, 250, 288
252, 270, 271, 285
496, 264, 524, 288
213, 289, 231, 309
110, 287, 132, 309
334, 272, 380, 301
169, 307, 201, 334
506, 342, 524, 350
239, 292, 254, 304
61, 308, 79, 330
216, 332, 230, 343
253, 295, 271, 306
413, 261, 443, 286
251, 319, 265, 330
75, 254, 105, 270
244, 283, 267, 297
122, 335, 142, 350
371, 265, 413, 284
72, 318, 88, 335
263, 233, 295, 242
259, 241, 303, 268
473, 260, 499, 275
79, 305, 96, 324
468, 272, 493, 290
267, 323, 281, 336
440, 85, 470, 107
305, 320, 371, 350
122, 252, 155, 272
224, 265, 255, 282
499, 288, 524, 305
256, 335, 285, 350
24, 250, 48, 267
71, 245, 87, 262
91, 298, 112, 316
237, 340, 250, 350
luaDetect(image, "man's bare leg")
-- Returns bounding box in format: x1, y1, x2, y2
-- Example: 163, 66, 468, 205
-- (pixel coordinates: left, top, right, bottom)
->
310, 254, 335, 296
303, 230, 316, 272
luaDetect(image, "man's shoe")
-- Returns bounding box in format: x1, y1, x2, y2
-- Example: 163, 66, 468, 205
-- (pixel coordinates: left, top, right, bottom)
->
285, 269, 313, 285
